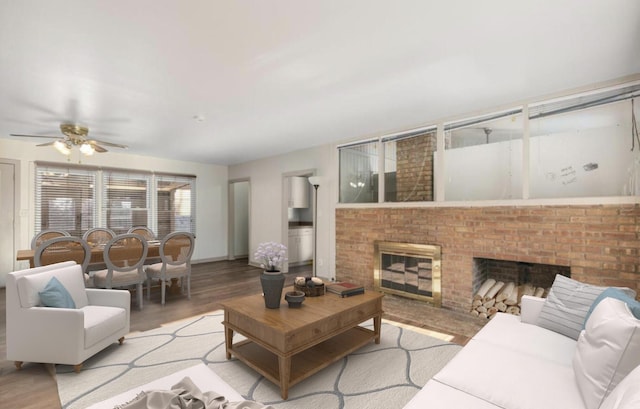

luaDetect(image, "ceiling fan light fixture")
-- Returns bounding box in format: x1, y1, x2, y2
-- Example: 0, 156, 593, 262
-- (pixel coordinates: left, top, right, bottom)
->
80, 142, 95, 156
54, 140, 71, 155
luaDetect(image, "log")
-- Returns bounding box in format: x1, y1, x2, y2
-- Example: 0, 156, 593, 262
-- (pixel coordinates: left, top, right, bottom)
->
470, 309, 480, 317
504, 284, 519, 306
472, 299, 482, 308
506, 306, 521, 315
483, 298, 496, 308
543, 287, 551, 298
496, 301, 507, 312
533, 287, 545, 298
479, 312, 488, 319
488, 306, 498, 317
476, 306, 488, 314
474, 278, 496, 300
496, 282, 515, 302
518, 284, 535, 305
483, 281, 505, 302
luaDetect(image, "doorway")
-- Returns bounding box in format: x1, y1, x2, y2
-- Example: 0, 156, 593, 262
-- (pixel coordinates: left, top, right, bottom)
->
228, 179, 250, 260
281, 170, 315, 274
0, 160, 18, 287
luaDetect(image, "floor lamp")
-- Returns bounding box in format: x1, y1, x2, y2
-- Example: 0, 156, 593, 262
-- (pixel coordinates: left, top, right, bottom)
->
308, 176, 321, 277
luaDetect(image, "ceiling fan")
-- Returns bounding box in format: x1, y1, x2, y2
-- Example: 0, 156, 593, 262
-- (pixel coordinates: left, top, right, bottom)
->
10, 123, 127, 156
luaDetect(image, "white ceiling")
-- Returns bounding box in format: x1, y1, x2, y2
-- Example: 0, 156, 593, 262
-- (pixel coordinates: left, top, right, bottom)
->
1, 0, 639, 165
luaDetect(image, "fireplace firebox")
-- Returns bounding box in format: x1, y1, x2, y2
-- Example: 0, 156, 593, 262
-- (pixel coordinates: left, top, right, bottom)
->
374, 241, 442, 307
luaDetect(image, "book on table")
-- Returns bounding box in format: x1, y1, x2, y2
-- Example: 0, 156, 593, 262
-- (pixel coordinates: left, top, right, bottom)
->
326, 282, 365, 297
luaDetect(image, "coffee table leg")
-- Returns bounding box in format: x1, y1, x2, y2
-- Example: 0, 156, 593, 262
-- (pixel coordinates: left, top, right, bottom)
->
225, 326, 233, 359
374, 314, 382, 344
278, 355, 291, 399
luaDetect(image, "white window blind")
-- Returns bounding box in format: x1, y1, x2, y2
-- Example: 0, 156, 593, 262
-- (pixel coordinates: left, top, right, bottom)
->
35, 165, 96, 236
102, 171, 150, 235
156, 174, 196, 238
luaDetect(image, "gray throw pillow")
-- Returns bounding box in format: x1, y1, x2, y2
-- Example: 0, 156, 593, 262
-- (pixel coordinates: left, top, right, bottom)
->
536, 274, 613, 340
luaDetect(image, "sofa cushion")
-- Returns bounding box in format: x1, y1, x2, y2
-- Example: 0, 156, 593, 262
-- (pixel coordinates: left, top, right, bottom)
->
573, 297, 640, 409
599, 364, 640, 409
472, 313, 577, 367
536, 274, 634, 340
39, 277, 76, 309
584, 288, 640, 327
403, 379, 501, 409
17, 265, 89, 309
82, 305, 128, 349
434, 338, 584, 409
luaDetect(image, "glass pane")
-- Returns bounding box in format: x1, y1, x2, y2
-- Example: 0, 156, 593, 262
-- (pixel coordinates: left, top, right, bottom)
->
529, 98, 639, 198
383, 131, 436, 202
339, 141, 378, 203
35, 167, 95, 237
444, 111, 523, 200
103, 172, 149, 234
157, 177, 195, 238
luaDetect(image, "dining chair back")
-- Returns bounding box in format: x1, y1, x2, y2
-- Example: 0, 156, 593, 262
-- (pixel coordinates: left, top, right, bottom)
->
34, 237, 92, 284
127, 226, 156, 241
30, 229, 70, 249
92, 233, 149, 309
82, 227, 116, 246
145, 231, 195, 305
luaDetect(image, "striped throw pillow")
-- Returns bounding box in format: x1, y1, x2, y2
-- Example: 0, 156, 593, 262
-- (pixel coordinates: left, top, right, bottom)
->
536, 274, 634, 340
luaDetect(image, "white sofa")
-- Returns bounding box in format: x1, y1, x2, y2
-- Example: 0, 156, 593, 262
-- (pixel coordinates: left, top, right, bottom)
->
6, 261, 131, 372
403, 295, 640, 409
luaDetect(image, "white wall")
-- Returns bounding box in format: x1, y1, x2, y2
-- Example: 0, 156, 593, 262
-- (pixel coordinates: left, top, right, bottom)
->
1, 138, 228, 268
229, 144, 337, 280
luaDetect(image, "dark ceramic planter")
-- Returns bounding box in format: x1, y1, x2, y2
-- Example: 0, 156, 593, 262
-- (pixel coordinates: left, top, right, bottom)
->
260, 270, 285, 309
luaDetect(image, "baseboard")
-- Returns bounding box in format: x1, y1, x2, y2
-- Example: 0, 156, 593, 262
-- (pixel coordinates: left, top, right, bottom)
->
192, 256, 228, 264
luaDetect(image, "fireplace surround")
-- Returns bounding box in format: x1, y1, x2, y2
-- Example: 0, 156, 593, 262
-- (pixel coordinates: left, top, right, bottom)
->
336, 204, 639, 313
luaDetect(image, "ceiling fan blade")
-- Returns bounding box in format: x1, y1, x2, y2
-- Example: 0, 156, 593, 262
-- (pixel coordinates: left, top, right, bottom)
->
91, 143, 108, 153
90, 139, 127, 149
10, 133, 61, 139
36, 141, 59, 147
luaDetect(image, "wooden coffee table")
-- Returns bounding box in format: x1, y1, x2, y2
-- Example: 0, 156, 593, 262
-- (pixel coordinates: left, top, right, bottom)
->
221, 287, 383, 399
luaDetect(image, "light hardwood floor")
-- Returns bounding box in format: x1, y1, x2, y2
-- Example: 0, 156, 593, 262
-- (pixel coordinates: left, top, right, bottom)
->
0, 259, 485, 409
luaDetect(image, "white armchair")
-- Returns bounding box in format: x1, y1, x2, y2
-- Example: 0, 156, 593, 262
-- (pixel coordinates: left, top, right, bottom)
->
6, 261, 130, 372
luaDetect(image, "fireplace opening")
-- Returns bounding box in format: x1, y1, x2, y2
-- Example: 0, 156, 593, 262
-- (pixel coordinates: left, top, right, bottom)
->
374, 241, 441, 307
471, 258, 570, 318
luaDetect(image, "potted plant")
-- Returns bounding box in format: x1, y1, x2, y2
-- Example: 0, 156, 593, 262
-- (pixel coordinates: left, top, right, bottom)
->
254, 242, 288, 308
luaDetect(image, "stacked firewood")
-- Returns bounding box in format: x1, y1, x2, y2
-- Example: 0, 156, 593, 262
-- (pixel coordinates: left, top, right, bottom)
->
470, 279, 549, 319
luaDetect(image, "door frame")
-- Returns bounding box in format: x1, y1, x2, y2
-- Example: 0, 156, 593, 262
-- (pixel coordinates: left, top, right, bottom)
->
0, 159, 20, 286
227, 178, 251, 262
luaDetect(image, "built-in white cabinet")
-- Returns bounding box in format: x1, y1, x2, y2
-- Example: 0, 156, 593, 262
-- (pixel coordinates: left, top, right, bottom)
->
287, 176, 309, 208
288, 227, 313, 264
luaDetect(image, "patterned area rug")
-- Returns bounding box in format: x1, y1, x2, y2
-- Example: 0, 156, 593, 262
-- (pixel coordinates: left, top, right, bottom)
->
56, 311, 461, 409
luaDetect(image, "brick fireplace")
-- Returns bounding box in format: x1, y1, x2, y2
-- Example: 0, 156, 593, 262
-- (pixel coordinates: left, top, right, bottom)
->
335, 204, 639, 313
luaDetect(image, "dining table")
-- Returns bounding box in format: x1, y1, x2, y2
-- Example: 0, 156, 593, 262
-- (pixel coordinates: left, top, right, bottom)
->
16, 240, 184, 294
16, 240, 165, 269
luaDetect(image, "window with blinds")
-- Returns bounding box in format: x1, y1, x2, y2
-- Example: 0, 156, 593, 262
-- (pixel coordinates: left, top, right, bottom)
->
34, 164, 197, 240
156, 175, 196, 238
102, 171, 150, 235
35, 166, 96, 237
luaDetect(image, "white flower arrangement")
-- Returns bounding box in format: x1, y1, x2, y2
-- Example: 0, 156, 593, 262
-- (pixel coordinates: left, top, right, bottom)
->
254, 242, 288, 272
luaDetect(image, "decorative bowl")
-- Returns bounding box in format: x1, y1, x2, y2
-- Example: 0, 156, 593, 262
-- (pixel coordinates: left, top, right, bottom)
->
285, 291, 305, 308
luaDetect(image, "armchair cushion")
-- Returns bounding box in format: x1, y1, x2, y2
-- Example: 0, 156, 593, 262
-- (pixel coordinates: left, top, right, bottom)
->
17, 264, 89, 308
83, 305, 128, 348
39, 277, 76, 308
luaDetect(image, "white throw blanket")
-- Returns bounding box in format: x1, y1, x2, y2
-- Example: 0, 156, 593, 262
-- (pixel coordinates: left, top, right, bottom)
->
114, 377, 273, 409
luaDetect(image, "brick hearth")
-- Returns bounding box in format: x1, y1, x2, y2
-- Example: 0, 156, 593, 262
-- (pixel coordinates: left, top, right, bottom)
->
335, 204, 639, 313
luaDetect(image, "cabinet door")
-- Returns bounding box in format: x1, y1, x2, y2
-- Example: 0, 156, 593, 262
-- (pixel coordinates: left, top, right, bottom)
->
288, 231, 300, 263
288, 177, 309, 208
298, 229, 313, 262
